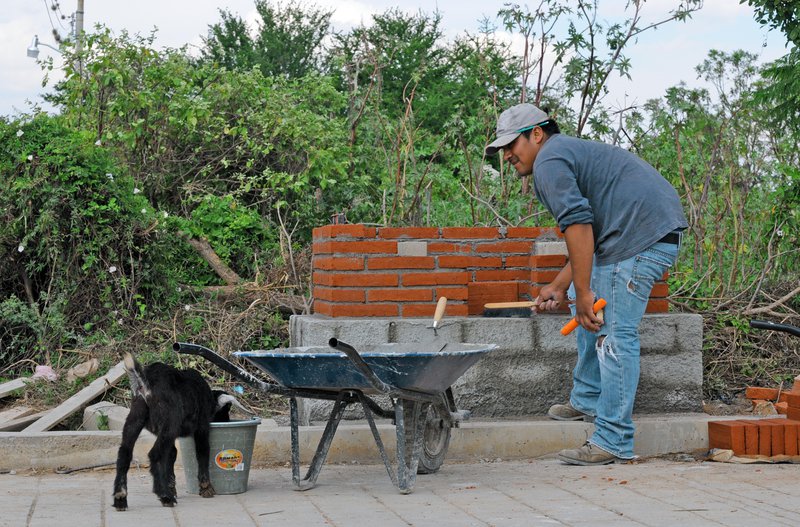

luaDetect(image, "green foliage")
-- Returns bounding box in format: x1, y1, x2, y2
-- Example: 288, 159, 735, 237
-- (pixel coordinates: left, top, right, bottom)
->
202, 0, 333, 78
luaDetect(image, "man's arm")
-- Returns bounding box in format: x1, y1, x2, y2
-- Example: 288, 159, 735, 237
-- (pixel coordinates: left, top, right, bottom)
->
564, 223, 603, 332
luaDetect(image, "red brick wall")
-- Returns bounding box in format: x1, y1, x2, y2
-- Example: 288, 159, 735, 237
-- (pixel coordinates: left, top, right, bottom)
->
312, 224, 670, 317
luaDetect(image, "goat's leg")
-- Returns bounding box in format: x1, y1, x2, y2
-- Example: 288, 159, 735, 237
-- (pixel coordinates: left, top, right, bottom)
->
149, 434, 179, 507
193, 427, 216, 498
113, 398, 147, 511
166, 443, 178, 503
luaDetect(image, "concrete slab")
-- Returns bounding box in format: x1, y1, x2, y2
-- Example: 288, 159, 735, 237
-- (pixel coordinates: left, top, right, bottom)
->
0, 414, 726, 472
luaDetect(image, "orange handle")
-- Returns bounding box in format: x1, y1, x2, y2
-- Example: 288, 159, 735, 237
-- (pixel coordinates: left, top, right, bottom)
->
560, 298, 607, 336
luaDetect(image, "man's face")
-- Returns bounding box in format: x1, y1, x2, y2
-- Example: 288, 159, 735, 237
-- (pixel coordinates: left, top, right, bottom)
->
502, 129, 541, 176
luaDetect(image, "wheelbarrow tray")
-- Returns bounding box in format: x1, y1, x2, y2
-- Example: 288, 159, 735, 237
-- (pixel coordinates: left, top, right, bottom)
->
235, 343, 493, 394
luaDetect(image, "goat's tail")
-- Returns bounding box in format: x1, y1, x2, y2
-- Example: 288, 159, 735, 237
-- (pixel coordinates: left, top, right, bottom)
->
123, 353, 151, 401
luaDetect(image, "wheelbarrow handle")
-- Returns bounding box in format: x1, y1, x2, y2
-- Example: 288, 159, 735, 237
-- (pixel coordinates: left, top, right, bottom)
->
328, 338, 393, 393
750, 320, 800, 338
173, 342, 288, 395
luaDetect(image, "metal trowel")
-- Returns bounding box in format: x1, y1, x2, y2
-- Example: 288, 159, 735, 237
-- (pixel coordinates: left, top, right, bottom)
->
426, 296, 449, 350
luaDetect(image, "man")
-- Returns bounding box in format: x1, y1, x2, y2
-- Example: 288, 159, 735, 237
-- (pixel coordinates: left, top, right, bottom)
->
486, 103, 688, 465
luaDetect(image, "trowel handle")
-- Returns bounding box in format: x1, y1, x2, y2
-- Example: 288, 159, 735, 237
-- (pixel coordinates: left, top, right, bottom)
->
560, 298, 607, 336
432, 297, 448, 328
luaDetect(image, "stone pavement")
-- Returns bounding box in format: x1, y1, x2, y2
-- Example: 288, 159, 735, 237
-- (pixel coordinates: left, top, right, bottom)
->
3, 456, 799, 527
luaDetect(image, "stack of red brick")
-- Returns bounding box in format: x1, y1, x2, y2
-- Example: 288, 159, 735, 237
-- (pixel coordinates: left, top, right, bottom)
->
708, 375, 800, 457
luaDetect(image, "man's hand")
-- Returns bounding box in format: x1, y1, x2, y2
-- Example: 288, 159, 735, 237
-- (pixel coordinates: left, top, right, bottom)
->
534, 283, 567, 312
574, 291, 603, 333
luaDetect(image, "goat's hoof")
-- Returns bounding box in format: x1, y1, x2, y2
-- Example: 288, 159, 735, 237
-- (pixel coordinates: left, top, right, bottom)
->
160, 495, 177, 507
199, 481, 216, 498
113, 498, 128, 511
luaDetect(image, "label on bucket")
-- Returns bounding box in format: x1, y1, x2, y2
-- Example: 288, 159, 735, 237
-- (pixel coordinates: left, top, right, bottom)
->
215, 449, 244, 471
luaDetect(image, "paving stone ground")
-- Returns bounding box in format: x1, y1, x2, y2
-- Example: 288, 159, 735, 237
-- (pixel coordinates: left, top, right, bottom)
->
2, 456, 798, 527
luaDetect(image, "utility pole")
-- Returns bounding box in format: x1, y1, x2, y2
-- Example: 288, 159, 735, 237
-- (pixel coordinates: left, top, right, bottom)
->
74, 0, 84, 74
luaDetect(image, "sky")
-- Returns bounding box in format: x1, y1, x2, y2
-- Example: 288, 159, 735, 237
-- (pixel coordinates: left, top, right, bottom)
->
0, 0, 791, 118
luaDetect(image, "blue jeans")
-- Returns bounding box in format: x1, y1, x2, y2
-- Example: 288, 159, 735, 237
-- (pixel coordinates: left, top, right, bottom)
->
566, 241, 679, 459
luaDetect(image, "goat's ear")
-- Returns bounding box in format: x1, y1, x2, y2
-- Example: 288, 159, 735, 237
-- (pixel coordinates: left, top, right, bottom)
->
215, 393, 252, 415
123, 353, 151, 400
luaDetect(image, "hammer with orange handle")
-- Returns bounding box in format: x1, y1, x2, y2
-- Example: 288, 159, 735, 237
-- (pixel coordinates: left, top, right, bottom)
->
560, 298, 607, 336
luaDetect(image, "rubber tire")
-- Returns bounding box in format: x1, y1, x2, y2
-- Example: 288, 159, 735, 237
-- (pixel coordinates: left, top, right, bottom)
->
402, 394, 452, 474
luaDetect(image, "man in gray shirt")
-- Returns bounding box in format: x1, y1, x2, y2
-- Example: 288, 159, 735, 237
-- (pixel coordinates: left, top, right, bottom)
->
486, 103, 688, 465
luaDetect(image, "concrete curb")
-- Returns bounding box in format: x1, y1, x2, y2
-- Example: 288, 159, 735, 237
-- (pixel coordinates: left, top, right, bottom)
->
0, 413, 731, 472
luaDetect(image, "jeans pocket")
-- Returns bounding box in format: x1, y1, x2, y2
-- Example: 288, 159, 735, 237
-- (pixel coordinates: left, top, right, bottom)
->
627, 244, 677, 302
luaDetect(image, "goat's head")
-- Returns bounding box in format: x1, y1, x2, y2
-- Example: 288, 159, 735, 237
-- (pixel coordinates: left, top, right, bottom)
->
212, 390, 251, 422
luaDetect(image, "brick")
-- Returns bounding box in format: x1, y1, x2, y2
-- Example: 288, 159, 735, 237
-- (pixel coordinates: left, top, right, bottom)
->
784, 419, 800, 456
313, 287, 365, 303
314, 240, 396, 255
313, 299, 332, 316
435, 286, 469, 301
475, 269, 529, 282
475, 241, 533, 253
439, 255, 503, 268
314, 302, 399, 317
314, 273, 399, 287
737, 420, 760, 455
783, 392, 800, 408
649, 282, 669, 298
505, 256, 531, 267
746, 386, 780, 401
402, 272, 470, 286
531, 270, 560, 283
441, 227, 500, 239
313, 256, 365, 271
377, 227, 439, 239
794, 376, 800, 392
397, 241, 428, 257
402, 303, 469, 317
467, 282, 518, 315
427, 242, 465, 253
506, 227, 543, 238
646, 299, 669, 313
367, 288, 433, 302
530, 254, 567, 268
708, 421, 747, 455
775, 401, 788, 415
761, 419, 785, 456
367, 257, 436, 270
786, 406, 800, 421
757, 420, 772, 456
313, 224, 376, 239
327, 240, 397, 254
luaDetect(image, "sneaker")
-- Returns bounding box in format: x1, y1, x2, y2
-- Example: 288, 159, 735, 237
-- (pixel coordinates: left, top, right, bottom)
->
547, 402, 589, 421
558, 442, 618, 466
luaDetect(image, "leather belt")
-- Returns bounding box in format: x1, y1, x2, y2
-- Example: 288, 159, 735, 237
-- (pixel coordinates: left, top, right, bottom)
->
657, 232, 681, 245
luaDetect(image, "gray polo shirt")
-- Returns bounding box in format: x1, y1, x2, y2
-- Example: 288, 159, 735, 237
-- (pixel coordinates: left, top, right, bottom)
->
533, 134, 688, 265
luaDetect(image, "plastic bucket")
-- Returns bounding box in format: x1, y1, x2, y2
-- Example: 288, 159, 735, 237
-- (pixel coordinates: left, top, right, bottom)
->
179, 417, 261, 495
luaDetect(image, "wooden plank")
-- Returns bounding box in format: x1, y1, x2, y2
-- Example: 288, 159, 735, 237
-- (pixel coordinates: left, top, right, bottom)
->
23, 361, 127, 433
0, 406, 35, 424
0, 410, 49, 432
0, 378, 32, 399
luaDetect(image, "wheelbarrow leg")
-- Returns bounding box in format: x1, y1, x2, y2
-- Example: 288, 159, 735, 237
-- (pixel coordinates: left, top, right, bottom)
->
290, 393, 349, 491
358, 394, 424, 494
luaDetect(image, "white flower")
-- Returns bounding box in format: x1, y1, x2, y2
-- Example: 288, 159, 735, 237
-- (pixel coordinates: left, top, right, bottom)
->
141, 208, 147, 214
176, 286, 182, 292
108, 266, 117, 273
106, 173, 114, 180
17, 245, 24, 253
162, 211, 169, 218
184, 304, 191, 311
16, 130, 24, 137
133, 187, 141, 194
27, 155, 33, 161
117, 318, 124, 325
777, 229, 785, 237
95, 139, 102, 146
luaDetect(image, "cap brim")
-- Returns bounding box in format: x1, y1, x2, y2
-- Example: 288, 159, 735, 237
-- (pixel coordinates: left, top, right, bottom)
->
485, 132, 520, 156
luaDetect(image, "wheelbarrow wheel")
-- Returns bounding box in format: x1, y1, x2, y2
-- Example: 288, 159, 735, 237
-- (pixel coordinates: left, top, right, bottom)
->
402, 390, 454, 474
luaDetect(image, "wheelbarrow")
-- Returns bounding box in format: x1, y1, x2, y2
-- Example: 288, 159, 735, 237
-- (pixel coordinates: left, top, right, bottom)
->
172, 339, 496, 493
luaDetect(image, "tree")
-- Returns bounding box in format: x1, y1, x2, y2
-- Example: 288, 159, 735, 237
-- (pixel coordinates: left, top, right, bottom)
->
202, 0, 333, 79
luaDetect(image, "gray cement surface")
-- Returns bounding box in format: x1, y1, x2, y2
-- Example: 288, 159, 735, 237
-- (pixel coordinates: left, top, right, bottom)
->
3, 456, 798, 527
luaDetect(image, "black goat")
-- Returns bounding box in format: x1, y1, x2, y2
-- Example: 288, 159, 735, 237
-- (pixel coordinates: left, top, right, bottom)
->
112, 353, 244, 511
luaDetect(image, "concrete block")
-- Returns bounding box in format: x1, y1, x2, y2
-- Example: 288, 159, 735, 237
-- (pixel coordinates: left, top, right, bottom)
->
397, 241, 428, 257
82, 402, 130, 431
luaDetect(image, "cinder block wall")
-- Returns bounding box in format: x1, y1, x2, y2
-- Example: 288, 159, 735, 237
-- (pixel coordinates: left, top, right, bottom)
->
312, 224, 669, 317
